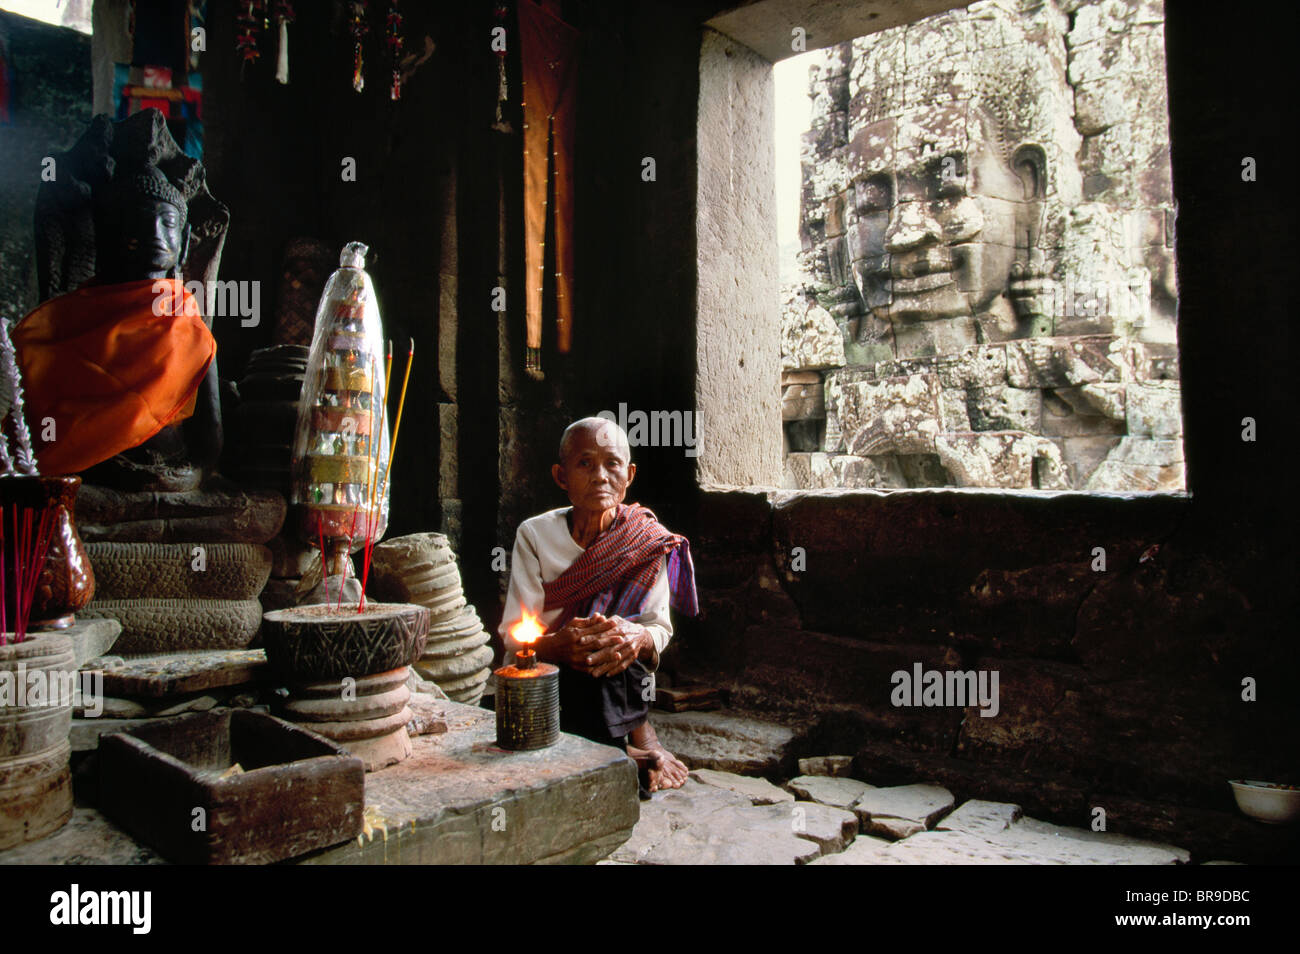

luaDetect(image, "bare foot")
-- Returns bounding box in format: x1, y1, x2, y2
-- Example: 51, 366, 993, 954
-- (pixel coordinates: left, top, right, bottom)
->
628, 721, 688, 792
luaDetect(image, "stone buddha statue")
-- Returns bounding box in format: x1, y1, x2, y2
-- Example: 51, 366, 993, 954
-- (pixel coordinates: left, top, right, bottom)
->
78, 164, 223, 491
17, 109, 226, 492
15, 110, 285, 659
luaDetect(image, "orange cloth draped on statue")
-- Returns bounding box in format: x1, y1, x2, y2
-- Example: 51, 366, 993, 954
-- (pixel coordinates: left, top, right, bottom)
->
12, 278, 216, 476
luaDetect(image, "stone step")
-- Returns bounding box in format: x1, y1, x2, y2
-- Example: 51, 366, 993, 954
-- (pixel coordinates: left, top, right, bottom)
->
649, 710, 800, 777
689, 768, 794, 805
610, 778, 855, 865
786, 774, 875, 810
850, 783, 956, 839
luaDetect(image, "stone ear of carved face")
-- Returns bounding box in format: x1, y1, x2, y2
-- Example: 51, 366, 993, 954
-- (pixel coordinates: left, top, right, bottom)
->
177, 221, 191, 278
1012, 144, 1047, 201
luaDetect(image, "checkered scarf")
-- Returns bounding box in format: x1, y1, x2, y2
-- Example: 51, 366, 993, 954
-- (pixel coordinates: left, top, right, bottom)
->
542, 503, 698, 626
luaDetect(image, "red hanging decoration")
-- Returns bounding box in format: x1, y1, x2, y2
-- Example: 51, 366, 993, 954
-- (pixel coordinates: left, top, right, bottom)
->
386, 1, 405, 101
348, 0, 369, 93
235, 1, 266, 76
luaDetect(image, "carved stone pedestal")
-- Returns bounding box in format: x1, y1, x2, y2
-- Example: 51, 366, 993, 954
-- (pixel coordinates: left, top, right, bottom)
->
282, 667, 413, 772
75, 484, 284, 655
81, 542, 272, 654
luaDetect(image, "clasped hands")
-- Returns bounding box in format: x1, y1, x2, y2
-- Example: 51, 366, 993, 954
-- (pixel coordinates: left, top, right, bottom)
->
544, 613, 653, 677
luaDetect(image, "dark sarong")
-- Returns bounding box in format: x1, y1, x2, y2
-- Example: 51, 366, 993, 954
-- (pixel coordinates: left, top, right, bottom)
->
542, 504, 697, 744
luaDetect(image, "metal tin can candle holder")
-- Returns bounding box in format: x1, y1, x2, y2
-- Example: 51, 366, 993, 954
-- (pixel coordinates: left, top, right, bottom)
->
289, 242, 390, 576
495, 648, 560, 751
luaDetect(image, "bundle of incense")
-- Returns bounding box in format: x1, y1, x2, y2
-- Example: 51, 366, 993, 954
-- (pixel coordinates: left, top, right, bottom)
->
1, 502, 55, 644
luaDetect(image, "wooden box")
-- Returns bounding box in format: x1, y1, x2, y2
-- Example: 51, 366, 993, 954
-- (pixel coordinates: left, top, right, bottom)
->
98, 710, 365, 864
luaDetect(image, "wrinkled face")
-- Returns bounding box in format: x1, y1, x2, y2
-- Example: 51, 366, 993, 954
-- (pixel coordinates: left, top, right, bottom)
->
552, 423, 636, 515
844, 105, 1036, 323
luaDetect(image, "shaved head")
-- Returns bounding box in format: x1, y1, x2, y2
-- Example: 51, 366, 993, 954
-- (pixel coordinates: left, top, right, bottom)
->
558, 416, 631, 465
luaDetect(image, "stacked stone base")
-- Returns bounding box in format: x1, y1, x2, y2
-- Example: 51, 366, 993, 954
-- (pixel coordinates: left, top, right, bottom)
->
282, 667, 413, 772
0, 634, 75, 850
370, 534, 493, 705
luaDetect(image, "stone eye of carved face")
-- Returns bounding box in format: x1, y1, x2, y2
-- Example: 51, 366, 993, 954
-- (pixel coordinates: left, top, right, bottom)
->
856, 175, 892, 215
157, 204, 184, 231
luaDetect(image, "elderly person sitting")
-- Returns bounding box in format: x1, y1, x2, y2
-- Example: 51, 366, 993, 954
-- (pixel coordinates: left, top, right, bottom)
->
499, 416, 695, 793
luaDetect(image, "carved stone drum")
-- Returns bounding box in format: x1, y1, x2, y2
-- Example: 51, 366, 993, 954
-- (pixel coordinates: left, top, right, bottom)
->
262, 602, 429, 771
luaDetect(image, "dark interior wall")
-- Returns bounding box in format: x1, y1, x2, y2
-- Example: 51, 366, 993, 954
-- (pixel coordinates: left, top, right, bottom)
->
204, 0, 709, 629
0, 13, 92, 322
200, 1, 481, 541
469, 0, 709, 617
490, 0, 704, 543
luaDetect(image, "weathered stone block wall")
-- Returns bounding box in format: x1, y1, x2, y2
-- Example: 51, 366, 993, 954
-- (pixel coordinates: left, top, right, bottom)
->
0, 13, 92, 324
675, 487, 1297, 861
782, 0, 1184, 493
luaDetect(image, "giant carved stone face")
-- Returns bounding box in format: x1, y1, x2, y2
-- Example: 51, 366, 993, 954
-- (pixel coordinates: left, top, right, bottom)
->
844, 104, 1043, 342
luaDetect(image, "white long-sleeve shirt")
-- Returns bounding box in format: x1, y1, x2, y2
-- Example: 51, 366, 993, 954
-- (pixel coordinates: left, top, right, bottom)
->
499, 507, 673, 667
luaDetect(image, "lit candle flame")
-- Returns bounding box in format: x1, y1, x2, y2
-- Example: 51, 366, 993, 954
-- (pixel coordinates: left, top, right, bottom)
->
510, 609, 544, 646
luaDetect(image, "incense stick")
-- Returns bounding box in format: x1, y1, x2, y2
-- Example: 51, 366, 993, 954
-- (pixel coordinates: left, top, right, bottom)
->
380, 338, 414, 501
20, 507, 52, 635
0, 502, 54, 643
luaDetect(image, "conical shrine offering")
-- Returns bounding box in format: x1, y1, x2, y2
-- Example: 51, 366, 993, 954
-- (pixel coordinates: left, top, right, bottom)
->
290, 242, 390, 579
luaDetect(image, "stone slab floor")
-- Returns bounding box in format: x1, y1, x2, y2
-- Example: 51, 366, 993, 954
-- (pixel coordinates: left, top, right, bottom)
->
606, 772, 1193, 865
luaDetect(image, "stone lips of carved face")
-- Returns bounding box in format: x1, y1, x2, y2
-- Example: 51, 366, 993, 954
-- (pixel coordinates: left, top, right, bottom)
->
844, 107, 1034, 325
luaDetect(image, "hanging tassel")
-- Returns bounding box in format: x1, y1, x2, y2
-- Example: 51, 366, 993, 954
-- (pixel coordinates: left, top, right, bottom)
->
274, 1, 294, 84
235, 0, 264, 78
348, 0, 369, 93
387, 1, 404, 101
275, 19, 289, 83
492, 2, 511, 132
188, 1, 206, 73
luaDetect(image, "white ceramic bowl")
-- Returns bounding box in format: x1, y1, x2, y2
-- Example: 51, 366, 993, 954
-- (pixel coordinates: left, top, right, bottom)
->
1229, 779, 1300, 824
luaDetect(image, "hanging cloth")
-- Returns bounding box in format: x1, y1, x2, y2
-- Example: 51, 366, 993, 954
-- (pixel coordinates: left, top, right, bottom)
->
12, 279, 215, 476
519, 0, 578, 369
